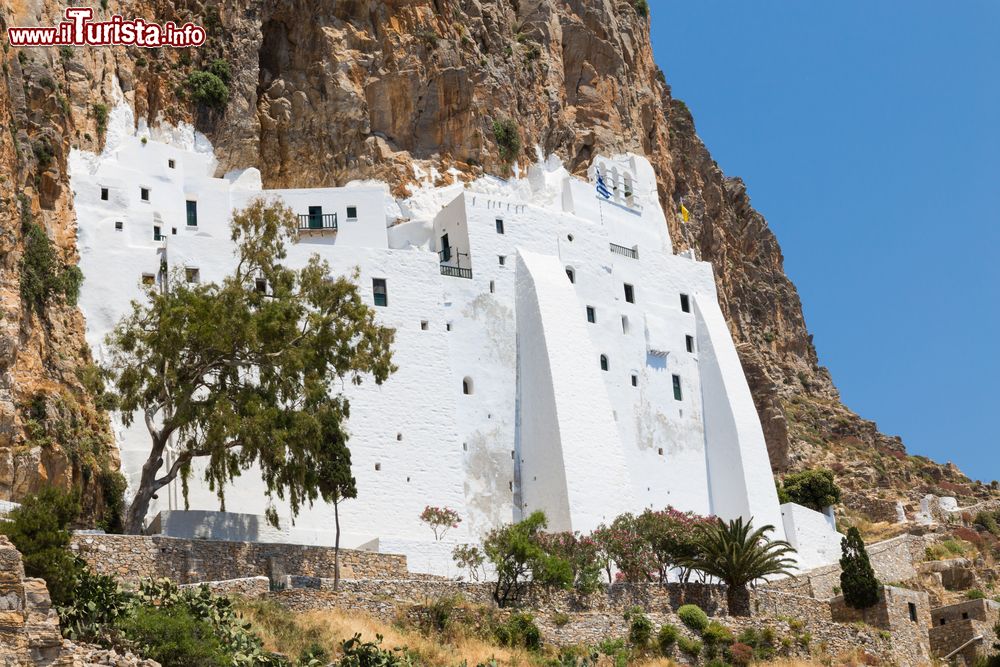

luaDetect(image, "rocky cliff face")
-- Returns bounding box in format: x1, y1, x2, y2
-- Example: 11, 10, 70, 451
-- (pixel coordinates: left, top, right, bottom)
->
0, 0, 988, 518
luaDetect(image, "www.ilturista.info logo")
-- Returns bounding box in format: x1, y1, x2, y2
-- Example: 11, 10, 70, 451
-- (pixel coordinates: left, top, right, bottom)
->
7, 7, 205, 47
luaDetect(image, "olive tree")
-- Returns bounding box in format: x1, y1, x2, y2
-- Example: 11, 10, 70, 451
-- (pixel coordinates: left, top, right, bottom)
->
103, 198, 396, 533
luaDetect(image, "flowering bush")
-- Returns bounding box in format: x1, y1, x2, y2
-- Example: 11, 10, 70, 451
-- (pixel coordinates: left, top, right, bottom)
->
420, 506, 461, 540
534, 531, 603, 594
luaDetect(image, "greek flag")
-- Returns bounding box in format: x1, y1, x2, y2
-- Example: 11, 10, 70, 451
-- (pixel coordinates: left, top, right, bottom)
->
596, 173, 612, 199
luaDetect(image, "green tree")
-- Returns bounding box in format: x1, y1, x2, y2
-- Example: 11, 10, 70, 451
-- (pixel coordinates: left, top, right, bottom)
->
492, 118, 521, 165
0, 487, 82, 606
482, 511, 573, 607
103, 199, 396, 533
779, 468, 841, 512
678, 517, 797, 616
185, 70, 229, 108
840, 526, 880, 609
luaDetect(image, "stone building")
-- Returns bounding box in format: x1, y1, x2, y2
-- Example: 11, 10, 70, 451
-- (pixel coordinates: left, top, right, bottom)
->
929, 598, 1000, 665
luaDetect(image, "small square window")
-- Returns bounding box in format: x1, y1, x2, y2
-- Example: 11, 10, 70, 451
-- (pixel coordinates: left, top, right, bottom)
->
171, 227, 177, 235
658, 448, 664, 456
680, 293, 691, 313
600, 355, 609, 372
168, 159, 176, 169
631, 374, 638, 387
153, 225, 162, 241
114, 221, 123, 231
962, 612, 969, 620
624, 283, 635, 303
586, 306, 596, 323
372, 278, 388, 307
140, 187, 149, 201
672, 374, 683, 401
446, 322, 453, 332
498, 255, 506, 266
141, 273, 155, 286
420, 320, 428, 330
255, 278, 267, 294
185, 268, 200, 283
346, 206, 358, 220
686, 335, 695, 353
375, 463, 381, 471
100, 187, 108, 201
186, 200, 198, 227
565, 267, 575, 283
489, 280, 495, 294
496, 218, 505, 234
622, 316, 630, 334
912, 604, 921, 623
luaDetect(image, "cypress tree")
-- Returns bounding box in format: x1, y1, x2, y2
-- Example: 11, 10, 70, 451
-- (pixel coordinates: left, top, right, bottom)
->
840, 527, 880, 609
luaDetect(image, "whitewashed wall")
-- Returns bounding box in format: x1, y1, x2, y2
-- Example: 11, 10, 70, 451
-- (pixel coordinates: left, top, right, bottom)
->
68, 110, 843, 574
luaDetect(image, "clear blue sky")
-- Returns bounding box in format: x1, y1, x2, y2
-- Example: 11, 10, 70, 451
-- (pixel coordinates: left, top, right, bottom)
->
650, 2, 1000, 482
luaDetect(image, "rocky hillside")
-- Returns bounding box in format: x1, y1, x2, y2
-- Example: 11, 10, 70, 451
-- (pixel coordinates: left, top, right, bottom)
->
0, 0, 989, 518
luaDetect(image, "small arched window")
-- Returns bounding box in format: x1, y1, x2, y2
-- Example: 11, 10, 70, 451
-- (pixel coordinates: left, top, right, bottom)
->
566, 267, 575, 284
463, 377, 474, 395
600, 355, 609, 372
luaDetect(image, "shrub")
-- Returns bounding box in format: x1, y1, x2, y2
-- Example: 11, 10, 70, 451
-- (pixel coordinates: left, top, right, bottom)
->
624, 606, 653, 648
425, 594, 460, 633
677, 604, 709, 633
779, 468, 842, 512
552, 612, 570, 627
494, 612, 541, 651
975, 511, 1000, 536
420, 506, 461, 540
596, 637, 626, 656
677, 636, 702, 658
20, 206, 84, 312
840, 527, 880, 609
119, 605, 230, 666
702, 621, 733, 656
968, 589, 987, 600
728, 641, 754, 666
491, 118, 521, 165
0, 487, 82, 606
451, 543, 485, 581
632, 0, 649, 17
483, 511, 572, 606
298, 643, 329, 666
207, 58, 231, 85
185, 70, 229, 109
657, 624, 679, 655
93, 103, 108, 135
58, 568, 130, 642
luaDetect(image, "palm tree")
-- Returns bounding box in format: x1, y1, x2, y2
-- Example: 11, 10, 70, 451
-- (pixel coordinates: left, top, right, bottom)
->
678, 516, 797, 616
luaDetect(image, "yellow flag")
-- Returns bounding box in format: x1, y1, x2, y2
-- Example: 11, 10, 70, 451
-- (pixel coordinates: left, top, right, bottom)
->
680, 203, 690, 222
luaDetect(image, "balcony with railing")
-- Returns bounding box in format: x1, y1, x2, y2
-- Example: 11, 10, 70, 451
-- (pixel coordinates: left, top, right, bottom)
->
297, 213, 338, 233
439, 246, 473, 279
609, 242, 639, 259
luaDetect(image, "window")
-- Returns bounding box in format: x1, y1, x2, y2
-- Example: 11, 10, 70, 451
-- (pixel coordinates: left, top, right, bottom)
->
346, 206, 358, 220
420, 320, 428, 330
680, 293, 691, 313
141, 273, 155, 286
565, 267, 575, 283
100, 187, 108, 200
185, 268, 200, 283
686, 335, 695, 353
939, 618, 946, 626
567, 234, 574, 242
114, 221, 123, 231
672, 374, 683, 401
462, 378, 472, 394
397, 433, 403, 441
658, 448, 664, 456
153, 225, 162, 241
171, 227, 177, 235
140, 187, 149, 201
186, 200, 198, 227
622, 316, 630, 334
489, 281, 495, 294
909, 603, 919, 623
168, 159, 176, 169
624, 283, 635, 303
372, 278, 388, 307
255, 278, 267, 294
375, 463, 381, 471
631, 374, 638, 387
446, 322, 452, 332
600, 355, 609, 372
962, 612, 969, 620
586, 306, 596, 323
495, 218, 505, 234
498, 255, 506, 266
307, 205, 324, 229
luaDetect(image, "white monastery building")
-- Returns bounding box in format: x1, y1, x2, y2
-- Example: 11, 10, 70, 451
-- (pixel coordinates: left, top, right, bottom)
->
68, 107, 843, 574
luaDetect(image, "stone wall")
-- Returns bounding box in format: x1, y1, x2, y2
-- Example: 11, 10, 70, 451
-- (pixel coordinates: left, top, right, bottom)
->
844, 491, 906, 523
830, 586, 931, 666
929, 618, 996, 664
70, 533, 407, 585
179, 576, 271, 598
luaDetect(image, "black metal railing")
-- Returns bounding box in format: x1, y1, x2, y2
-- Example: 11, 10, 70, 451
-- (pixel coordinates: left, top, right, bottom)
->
439, 246, 452, 262
440, 264, 473, 279
609, 242, 638, 259
297, 213, 338, 232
